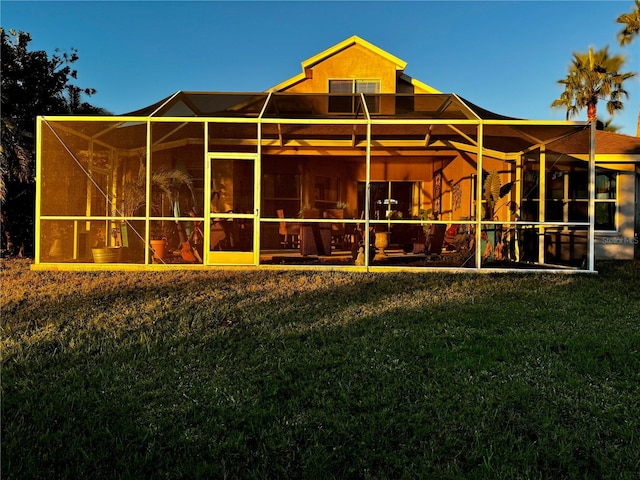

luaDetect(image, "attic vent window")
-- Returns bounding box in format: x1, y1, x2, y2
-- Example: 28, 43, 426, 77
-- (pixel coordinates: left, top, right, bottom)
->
329, 79, 380, 114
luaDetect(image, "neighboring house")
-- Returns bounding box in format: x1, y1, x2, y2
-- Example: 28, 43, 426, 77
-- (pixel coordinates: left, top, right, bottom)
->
34, 36, 640, 271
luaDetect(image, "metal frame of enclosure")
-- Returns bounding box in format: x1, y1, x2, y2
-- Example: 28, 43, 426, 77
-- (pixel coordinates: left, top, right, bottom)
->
34, 92, 596, 272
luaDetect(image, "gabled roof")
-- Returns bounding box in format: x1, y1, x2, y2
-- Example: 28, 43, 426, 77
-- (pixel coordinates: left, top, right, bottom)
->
303, 35, 407, 70
268, 35, 440, 93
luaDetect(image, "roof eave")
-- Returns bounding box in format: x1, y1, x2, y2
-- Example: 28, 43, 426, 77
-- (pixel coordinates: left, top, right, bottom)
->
399, 73, 441, 94
267, 73, 307, 93
302, 35, 407, 70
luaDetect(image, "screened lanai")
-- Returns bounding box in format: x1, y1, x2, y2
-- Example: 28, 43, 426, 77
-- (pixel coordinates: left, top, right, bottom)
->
35, 91, 595, 271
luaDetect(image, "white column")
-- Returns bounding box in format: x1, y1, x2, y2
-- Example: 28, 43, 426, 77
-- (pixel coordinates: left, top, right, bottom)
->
254, 119, 262, 266
475, 122, 483, 270
204, 121, 211, 265
588, 121, 596, 271
35, 117, 43, 264
144, 120, 151, 264
538, 146, 546, 264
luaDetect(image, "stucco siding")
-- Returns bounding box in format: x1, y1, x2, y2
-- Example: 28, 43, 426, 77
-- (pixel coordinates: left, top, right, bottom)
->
285, 44, 399, 94
595, 171, 637, 260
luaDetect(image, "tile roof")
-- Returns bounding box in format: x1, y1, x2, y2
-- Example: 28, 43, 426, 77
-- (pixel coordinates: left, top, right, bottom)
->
549, 129, 640, 156
594, 130, 640, 154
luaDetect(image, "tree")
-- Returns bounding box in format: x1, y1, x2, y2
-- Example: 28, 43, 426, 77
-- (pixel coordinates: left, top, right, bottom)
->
617, 0, 640, 46
551, 46, 636, 123
63, 85, 110, 114
596, 117, 621, 132
0, 28, 108, 256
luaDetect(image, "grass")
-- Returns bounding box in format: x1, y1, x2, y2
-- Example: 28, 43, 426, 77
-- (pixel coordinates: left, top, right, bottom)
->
2, 259, 640, 479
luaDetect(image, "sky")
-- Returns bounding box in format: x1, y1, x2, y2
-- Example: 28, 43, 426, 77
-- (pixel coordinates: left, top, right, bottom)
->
3, 0, 640, 135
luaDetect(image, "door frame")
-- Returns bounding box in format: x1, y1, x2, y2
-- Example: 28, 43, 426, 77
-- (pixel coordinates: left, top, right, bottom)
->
206, 152, 260, 265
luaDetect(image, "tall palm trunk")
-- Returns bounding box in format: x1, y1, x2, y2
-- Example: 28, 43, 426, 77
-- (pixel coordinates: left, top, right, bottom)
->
587, 102, 597, 123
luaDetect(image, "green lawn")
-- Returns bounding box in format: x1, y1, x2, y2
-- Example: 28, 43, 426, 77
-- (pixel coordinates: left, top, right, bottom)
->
2, 259, 640, 479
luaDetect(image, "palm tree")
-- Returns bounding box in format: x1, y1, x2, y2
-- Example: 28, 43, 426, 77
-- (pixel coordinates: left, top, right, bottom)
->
122, 156, 194, 217
596, 117, 621, 132
551, 46, 636, 122
596, 118, 622, 133
617, 0, 640, 46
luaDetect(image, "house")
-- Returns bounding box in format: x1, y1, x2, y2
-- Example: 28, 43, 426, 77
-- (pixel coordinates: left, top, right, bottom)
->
34, 36, 640, 271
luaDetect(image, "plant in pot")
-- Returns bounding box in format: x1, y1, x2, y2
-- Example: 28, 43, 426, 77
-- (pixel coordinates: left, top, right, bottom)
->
149, 221, 170, 261
122, 158, 194, 219
482, 171, 517, 221
412, 208, 437, 254
91, 227, 128, 263
481, 170, 519, 261
324, 201, 347, 223
418, 208, 439, 242
335, 198, 348, 216
119, 156, 194, 262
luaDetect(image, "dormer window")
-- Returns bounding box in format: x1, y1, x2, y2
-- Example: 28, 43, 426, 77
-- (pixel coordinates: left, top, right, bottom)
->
328, 79, 380, 114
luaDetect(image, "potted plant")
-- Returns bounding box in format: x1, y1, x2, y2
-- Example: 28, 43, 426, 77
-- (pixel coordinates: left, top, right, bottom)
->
481, 171, 519, 261
122, 157, 194, 220
411, 208, 437, 254
92, 156, 194, 263
91, 227, 128, 263
483, 171, 516, 221
148, 221, 169, 261
418, 208, 437, 236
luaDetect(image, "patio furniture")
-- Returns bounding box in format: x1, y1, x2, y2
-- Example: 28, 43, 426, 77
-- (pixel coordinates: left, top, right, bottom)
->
323, 208, 345, 249
277, 209, 300, 249
300, 208, 332, 256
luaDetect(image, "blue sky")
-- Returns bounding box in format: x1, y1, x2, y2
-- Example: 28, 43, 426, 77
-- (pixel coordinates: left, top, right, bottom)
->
3, 0, 639, 135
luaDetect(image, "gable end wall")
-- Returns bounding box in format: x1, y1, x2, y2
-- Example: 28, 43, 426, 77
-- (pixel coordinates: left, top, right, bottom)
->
282, 44, 400, 94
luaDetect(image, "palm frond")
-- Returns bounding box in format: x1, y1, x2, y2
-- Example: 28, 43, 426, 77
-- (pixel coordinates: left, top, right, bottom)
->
616, 0, 640, 46
122, 158, 193, 216
551, 45, 636, 122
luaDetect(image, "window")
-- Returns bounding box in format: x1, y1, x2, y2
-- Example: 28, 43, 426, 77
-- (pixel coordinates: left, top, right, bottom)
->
545, 169, 617, 231
594, 171, 617, 230
314, 175, 341, 210
261, 173, 301, 217
358, 181, 417, 220
568, 171, 617, 230
328, 79, 380, 114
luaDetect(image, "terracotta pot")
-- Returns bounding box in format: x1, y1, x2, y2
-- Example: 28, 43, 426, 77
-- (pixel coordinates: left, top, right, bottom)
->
150, 239, 168, 260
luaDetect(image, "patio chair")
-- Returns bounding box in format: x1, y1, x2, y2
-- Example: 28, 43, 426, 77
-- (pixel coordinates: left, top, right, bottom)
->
277, 209, 300, 248
323, 208, 345, 250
